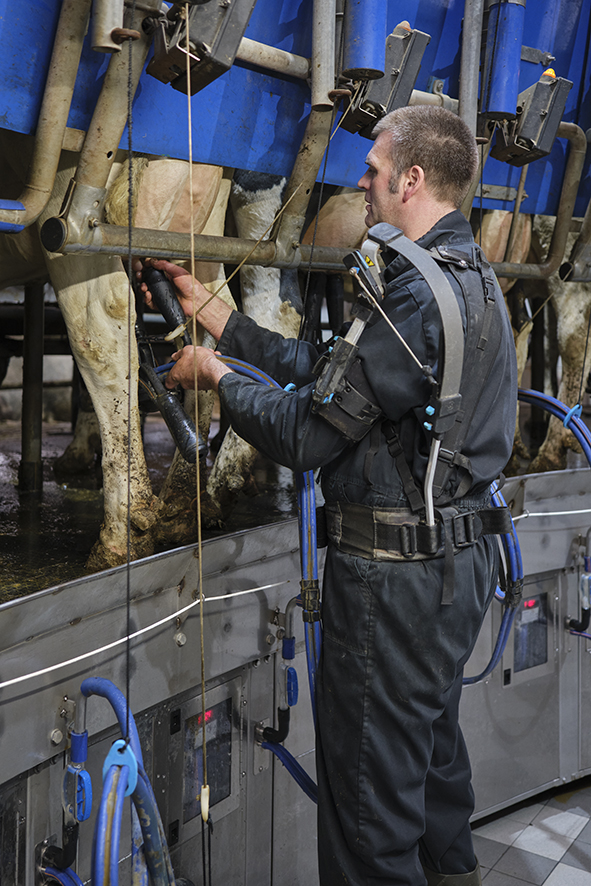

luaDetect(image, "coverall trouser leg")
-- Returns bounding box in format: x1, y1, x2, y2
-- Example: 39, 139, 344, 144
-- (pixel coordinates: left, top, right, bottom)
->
316, 537, 497, 886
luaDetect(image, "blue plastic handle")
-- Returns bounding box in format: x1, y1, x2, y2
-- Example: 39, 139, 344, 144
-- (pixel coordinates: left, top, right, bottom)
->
102, 739, 138, 797
287, 666, 299, 707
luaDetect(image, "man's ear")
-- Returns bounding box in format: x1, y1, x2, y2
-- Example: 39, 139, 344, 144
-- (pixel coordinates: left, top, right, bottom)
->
401, 165, 425, 203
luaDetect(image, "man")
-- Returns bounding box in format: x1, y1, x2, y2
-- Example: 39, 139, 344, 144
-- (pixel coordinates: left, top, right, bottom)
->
143, 105, 517, 886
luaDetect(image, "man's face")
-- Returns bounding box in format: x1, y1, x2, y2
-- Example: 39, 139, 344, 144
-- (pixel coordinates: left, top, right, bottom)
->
357, 133, 403, 229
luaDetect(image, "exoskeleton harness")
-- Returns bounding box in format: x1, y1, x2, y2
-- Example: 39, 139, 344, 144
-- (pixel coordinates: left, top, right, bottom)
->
312, 222, 511, 602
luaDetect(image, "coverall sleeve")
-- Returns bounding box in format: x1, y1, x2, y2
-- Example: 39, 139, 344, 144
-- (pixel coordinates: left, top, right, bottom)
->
217, 311, 320, 389
218, 373, 351, 473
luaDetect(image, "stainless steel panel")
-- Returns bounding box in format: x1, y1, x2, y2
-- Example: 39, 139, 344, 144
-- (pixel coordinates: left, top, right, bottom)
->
462, 574, 562, 817
0, 520, 303, 784
502, 469, 591, 576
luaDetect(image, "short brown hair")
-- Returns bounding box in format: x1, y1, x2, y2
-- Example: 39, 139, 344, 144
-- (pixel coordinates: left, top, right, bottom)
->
372, 106, 478, 208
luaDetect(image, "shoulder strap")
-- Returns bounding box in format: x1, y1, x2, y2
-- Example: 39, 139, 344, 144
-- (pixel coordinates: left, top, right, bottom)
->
430, 245, 503, 503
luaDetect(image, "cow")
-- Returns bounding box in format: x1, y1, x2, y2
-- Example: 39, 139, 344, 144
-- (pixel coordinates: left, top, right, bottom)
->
0, 127, 314, 568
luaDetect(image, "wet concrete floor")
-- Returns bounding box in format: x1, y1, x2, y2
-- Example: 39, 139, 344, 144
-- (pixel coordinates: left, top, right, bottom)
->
0, 416, 298, 602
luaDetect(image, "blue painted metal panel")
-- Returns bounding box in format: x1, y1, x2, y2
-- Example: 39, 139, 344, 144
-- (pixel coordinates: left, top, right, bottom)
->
0, 0, 589, 216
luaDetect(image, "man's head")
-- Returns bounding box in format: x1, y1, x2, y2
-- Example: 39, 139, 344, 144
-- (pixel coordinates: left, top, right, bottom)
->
358, 106, 478, 237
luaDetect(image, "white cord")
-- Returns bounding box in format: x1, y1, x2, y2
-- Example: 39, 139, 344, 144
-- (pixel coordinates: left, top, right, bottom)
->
512, 507, 591, 522
0, 580, 289, 691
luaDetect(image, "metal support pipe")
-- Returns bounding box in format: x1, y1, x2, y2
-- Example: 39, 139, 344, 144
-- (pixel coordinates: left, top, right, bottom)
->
311, 0, 336, 109
271, 0, 337, 265
458, 0, 486, 135
19, 284, 45, 493
92, 0, 124, 52
237, 37, 310, 80
409, 89, 458, 114
52, 221, 353, 270
560, 164, 591, 282
503, 163, 528, 262
41, 2, 160, 252
490, 122, 588, 279
0, 0, 92, 232
76, 5, 156, 189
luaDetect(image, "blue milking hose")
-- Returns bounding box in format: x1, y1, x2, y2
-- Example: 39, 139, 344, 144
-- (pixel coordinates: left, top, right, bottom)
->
81, 678, 143, 765
464, 388, 591, 683
212, 357, 322, 799
518, 389, 591, 462
44, 868, 84, 886
82, 679, 175, 886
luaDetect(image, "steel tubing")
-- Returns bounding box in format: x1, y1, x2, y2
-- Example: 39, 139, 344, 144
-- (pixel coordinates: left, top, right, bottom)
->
237, 37, 310, 80
76, 3, 158, 190
19, 283, 45, 492
458, 0, 486, 135
311, 0, 336, 109
0, 0, 92, 230
60, 220, 351, 270
560, 181, 591, 281
490, 122, 588, 279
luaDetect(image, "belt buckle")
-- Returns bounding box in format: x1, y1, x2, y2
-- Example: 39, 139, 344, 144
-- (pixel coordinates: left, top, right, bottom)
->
452, 512, 475, 548
400, 523, 417, 558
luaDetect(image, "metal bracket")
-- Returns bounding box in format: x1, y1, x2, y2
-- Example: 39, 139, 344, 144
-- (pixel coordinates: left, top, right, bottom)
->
521, 46, 556, 67
41, 181, 108, 254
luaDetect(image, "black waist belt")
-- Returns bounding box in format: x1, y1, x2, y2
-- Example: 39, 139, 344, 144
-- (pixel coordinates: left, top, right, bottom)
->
323, 501, 511, 563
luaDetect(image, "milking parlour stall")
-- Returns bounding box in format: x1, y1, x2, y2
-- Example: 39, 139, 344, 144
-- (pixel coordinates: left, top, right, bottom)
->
1, 1, 591, 884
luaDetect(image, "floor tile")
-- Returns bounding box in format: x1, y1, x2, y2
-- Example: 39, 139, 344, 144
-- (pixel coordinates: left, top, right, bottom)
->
482, 871, 535, 885
576, 819, 591, 845
493, 846, 556, 885
511, 806, 589, 861
504, 804, 546, 826
542, 863, 591, 886
531, 805, 589, 837
559, 836, 591, 871
473, 817, 527, 847
548, 787, 591, 818
473, 834, 509, 869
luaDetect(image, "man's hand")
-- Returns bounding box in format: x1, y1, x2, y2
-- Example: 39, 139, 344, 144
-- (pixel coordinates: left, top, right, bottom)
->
137, 258, 209, 318
136, 258, 233, 341
164, 346, 232, 393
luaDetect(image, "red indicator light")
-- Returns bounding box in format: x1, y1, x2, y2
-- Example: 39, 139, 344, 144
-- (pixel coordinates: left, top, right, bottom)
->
524, 599, 536, 608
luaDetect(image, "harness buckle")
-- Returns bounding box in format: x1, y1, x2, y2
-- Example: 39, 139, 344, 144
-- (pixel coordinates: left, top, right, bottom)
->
452, 511, 476, 547
399, 523, 417, 558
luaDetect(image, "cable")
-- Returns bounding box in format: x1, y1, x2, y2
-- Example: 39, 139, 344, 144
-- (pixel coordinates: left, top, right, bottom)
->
0, 580, 288, 690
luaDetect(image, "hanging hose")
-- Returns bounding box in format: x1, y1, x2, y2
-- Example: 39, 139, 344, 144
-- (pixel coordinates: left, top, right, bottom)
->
92, 764, 129, 886
463, 484, 523, 685
260, 741, 318, 803
518, 388, 591, 464
196, 357, 322, 799
44, 868, 84, 886
81, 678, 176, 886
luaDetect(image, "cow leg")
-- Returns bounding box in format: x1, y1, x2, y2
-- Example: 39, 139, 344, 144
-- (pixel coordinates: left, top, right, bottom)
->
527, 219, 591, 472
44, 251, 156, 568
204, 172, 303, 520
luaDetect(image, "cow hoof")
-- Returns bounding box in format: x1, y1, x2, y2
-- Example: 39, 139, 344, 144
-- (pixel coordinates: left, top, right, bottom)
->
85, 534, 155, 572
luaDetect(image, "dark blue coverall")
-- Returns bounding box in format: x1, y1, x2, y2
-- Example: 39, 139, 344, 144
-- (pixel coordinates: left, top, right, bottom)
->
216, 210, 517, 885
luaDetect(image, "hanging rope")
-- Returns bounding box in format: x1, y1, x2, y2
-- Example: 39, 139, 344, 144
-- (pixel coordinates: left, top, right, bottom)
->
125, 0, 138, 751
182, 10, 212, 872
